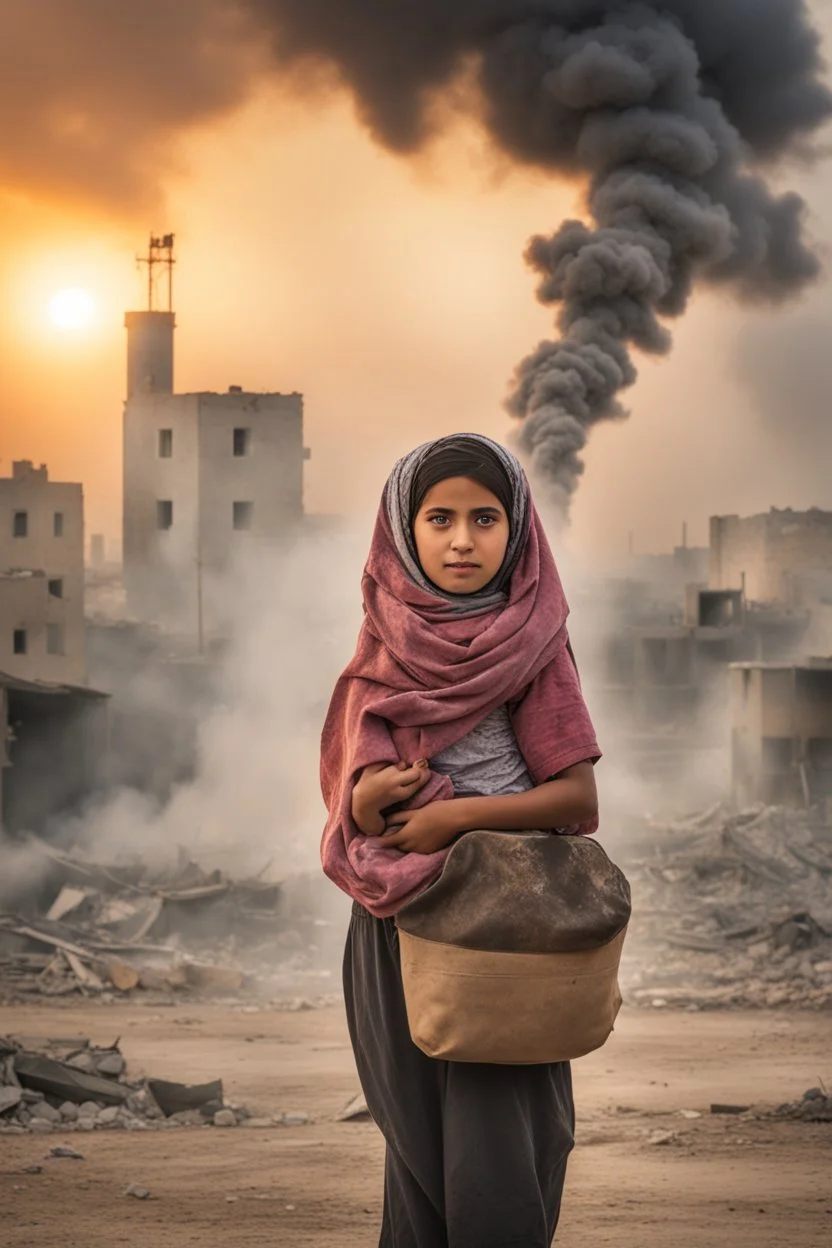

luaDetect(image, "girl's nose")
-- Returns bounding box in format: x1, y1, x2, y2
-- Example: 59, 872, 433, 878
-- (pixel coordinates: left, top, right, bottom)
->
451, 526, 475, 552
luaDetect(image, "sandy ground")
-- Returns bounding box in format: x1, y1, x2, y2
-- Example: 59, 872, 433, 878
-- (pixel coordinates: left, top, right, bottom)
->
0, 1000, 830, 1248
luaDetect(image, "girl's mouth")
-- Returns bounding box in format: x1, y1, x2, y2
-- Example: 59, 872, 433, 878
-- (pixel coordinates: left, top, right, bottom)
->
445, 562, 480, 570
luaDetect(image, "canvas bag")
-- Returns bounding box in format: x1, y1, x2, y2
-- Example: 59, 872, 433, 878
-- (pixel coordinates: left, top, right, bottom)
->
395, 831, 631, 1065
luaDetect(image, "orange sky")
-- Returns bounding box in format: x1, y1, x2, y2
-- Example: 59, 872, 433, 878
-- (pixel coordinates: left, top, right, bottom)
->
2, 63, 832, 560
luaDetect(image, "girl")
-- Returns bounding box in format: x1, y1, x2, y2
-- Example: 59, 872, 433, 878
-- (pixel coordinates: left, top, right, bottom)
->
321, 433, 600, 1248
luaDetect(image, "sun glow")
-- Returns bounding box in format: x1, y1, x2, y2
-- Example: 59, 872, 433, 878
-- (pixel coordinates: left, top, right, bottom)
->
48, 287, 96, 331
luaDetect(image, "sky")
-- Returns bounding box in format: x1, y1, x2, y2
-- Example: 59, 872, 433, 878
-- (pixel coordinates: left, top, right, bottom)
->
2, 2, 832, 559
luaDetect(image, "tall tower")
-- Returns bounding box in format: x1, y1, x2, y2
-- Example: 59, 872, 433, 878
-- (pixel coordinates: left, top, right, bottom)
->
125, 234, 176, 399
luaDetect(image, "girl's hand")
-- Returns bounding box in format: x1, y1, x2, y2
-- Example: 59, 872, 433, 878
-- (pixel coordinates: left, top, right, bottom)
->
352, 760, 430, 836
377, 802, 460, 855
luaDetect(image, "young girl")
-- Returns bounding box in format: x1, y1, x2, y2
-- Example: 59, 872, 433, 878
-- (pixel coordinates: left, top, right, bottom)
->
321, 433, 600, 1248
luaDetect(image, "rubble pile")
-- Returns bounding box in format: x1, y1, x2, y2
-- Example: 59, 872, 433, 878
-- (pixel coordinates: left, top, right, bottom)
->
621, 804, 832, 1009
0, 1035, 257, 1135
770, 1087, 832, 1123
0, 837, 343, 1004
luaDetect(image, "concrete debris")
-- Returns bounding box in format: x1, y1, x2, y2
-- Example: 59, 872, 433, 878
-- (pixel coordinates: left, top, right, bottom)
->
124, 1184, 150, 1200
29, 1100, 62, 1123
0, 1035, 251, 1136
335, 1092, 371, 1123
48, 1146, 84, 1159
711, 1104, 751, 1116
621, 804, 832, 1009
146, 1078, 223, 1118
0, 838, 340, 1004
0, 1086, 22, 1114
771, 1087, 832, 1123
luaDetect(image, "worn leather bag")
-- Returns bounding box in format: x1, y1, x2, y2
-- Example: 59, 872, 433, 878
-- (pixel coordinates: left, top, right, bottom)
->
395, 831, 631, 1065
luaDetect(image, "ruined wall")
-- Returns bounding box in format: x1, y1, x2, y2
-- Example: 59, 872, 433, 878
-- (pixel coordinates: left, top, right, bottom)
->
710, 510, 832, 604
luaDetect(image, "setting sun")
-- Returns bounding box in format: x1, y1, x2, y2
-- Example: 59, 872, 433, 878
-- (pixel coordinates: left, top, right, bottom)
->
48, 287, 96, 331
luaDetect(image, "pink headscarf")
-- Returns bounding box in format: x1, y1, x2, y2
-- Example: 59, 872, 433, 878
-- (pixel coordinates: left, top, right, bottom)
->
320, 435, 600, 918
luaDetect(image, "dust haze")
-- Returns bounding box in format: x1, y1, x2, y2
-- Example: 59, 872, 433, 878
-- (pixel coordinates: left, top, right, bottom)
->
2, 3, 832, 921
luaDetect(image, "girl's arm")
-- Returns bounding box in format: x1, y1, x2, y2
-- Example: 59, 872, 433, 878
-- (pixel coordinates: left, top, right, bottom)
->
379, 761, 597, 854
446, 761, 597, 833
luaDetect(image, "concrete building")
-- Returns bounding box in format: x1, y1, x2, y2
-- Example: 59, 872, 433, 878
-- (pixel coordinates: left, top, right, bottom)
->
122, 293, 309, 634
730, 659, 832, 808
0, 461, 85, 686
592, 584, 810, 733
0, 461, 108, 835
710, 509, 832, 605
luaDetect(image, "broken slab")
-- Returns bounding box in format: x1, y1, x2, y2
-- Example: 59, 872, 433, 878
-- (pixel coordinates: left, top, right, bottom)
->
45, 887, 93, 924
146, 1078, 223, 1118
14, 1054, 130, 1106
335, 1092, 371, 1123
65, 952, 104, 991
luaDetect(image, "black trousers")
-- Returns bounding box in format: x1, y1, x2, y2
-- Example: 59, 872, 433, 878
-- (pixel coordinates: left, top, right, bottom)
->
343, 902, 575, 1248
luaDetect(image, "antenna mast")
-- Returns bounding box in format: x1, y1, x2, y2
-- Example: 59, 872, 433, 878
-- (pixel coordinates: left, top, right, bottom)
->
137, 234, 176, 312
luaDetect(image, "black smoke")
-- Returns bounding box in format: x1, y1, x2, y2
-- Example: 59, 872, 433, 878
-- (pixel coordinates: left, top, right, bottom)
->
244, 0, 832, 510
5, 3, 829, 509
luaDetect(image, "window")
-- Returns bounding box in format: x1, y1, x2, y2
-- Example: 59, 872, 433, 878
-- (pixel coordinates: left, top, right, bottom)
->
233, 427, 250, 457
157, 500, 173, 530
46, 624, 65, 656
13, 511, 27, 538
13, 629, 27, 655
233, 501, 253, 531
54, 512, 64, 537
158, 429, 173, 458
48, 578, 64, 599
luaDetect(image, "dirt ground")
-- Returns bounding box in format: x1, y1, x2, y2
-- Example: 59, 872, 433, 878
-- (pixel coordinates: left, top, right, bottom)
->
0, 1000, 829, 1248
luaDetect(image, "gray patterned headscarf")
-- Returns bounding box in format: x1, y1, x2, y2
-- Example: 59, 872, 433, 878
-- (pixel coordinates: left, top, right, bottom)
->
384, 433, 529, 616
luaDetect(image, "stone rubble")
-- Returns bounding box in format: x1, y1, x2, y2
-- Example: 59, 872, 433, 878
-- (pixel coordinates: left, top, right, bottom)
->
0, 841, 344, 1006
619, 804, 832, 1010
0, 1035, 271, 1137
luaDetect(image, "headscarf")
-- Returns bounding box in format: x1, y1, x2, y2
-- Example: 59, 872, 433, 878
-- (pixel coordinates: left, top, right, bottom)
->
385, 433, 526, 614
320, 433, 600, 918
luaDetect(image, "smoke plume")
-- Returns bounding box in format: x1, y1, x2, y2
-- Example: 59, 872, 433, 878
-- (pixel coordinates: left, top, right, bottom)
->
4, 4, 830, 505
243, 0, 832, 511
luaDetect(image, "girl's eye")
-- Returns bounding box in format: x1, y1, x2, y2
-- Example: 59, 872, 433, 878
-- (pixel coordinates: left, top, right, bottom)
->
476, 516, 496, 527
428, 515, 450, 526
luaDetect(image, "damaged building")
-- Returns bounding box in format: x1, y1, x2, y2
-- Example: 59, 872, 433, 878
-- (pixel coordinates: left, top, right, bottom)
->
593, 516, 816, 741
0, 461, 107, 835
710, 507, 832, 608
122, 236, 310, 638
730, 659, 832, 809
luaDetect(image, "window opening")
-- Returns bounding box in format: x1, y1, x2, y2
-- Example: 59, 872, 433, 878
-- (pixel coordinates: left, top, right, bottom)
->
233, 501, 253, 531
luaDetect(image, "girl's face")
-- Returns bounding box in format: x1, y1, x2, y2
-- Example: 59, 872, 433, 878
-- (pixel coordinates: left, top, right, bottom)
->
412, 476, 510, 594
